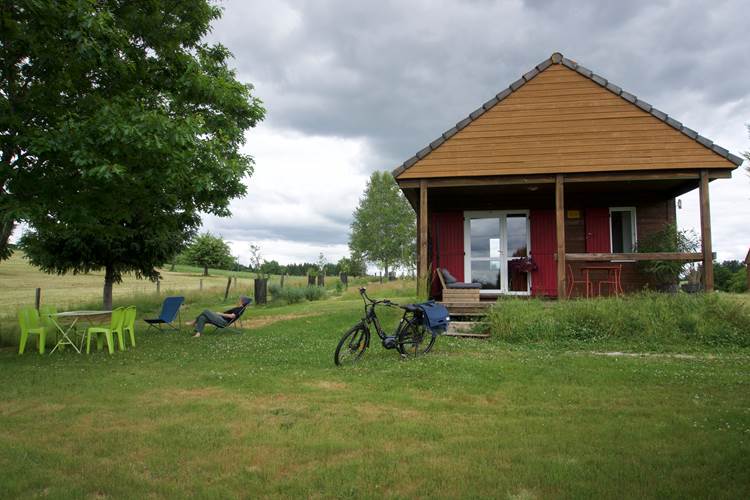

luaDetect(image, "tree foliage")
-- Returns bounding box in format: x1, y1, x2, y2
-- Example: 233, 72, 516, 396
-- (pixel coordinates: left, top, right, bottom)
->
4, 1, 264, 307
714, 260, 748, 293
182, 233, 234, 276
349, 171, 415, 277
636, 223, 700, 286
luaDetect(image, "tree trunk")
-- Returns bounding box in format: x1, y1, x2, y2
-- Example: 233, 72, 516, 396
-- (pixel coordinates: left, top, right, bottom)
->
169, 256, 176, 271
0, 218, 14, 261
203, 264, 208, 276
103, 265, 115, 310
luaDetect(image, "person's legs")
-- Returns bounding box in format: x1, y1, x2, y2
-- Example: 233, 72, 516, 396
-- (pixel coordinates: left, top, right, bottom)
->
193, 310, 227, 337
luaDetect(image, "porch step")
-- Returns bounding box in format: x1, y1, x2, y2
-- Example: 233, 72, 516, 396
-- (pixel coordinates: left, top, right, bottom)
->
444, 321, 490, 338
441, 301, 494, 317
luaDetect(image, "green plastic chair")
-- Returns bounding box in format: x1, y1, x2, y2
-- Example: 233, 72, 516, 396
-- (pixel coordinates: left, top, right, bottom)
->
122, 306, 137, 348
18, 307, 47, 355
86, 308, 125, 355
39, 304, 58, 344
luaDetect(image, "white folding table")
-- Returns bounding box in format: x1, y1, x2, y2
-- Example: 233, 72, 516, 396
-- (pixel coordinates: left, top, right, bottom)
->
48, 310, 112, 354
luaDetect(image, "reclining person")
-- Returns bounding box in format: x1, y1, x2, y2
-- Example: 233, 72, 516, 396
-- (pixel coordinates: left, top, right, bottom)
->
187, 296, 251, 337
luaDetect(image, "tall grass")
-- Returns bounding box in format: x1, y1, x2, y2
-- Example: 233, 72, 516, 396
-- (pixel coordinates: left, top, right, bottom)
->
486, 292, 750, 350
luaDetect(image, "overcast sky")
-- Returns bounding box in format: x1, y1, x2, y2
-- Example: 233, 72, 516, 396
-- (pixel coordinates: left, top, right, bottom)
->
201, 0, 749, 265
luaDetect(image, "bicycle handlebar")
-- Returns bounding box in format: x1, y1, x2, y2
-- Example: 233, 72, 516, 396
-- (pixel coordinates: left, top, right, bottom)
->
359, 287, 399, 308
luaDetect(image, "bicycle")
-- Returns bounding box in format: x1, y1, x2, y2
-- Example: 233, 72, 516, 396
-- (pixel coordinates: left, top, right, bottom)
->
334, 287, 440, 366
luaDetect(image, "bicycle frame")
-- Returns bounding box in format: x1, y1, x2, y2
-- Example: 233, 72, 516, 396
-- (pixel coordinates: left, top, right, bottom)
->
358, 288, 423, 349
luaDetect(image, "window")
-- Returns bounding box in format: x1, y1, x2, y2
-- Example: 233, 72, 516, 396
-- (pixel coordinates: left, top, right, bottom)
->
609, 207, 636, 253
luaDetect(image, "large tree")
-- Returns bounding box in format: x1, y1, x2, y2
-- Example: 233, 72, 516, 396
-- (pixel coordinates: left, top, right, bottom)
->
182, 233, 234, 276
4, 1, 264, 308
349, 171, 415, 279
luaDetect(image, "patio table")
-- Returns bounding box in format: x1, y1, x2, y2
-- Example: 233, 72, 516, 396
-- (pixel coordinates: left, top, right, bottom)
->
47, 310, 112, 354
580, 265, 623, 297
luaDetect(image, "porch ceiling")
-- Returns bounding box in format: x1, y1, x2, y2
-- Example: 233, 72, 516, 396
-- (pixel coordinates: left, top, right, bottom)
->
401, 175, 711, 212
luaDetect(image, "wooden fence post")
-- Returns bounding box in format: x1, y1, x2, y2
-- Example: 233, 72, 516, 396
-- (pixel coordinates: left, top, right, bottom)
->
224, 276, 232, 301
156, 279, 160, 295
35, 288, 41, 310
280, 274, 285, 288
199, 279, 203, 291
233, 276, 237, 289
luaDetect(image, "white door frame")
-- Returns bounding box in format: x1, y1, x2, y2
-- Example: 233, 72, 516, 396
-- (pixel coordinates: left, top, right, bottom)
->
463, 210, 531, 296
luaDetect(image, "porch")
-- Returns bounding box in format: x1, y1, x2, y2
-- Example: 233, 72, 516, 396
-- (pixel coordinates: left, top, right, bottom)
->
400, 169, 726, 301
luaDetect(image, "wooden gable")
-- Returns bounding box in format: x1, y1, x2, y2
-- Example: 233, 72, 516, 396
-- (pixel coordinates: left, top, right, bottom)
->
396, 55, 739, 180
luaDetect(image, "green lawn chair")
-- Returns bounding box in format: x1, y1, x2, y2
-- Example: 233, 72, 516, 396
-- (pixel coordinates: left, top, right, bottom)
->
122, 306, 137, 348
18, 307, 48, 355
86, 307, 125, 355
39, 305, 58, 347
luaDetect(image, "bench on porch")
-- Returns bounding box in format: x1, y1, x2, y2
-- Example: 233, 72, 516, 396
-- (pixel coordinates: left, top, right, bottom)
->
436, 268, 481, 303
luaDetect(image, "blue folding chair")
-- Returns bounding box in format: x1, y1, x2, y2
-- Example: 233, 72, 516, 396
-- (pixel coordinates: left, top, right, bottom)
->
144, 296, 184, 333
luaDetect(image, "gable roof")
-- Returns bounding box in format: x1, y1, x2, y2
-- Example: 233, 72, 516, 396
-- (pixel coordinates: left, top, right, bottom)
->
393, 52, 743, 179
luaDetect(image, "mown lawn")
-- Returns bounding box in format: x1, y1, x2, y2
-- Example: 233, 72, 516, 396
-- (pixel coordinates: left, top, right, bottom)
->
1, 292, 748, 498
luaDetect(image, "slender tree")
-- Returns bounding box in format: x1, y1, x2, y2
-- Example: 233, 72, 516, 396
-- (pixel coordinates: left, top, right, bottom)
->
349, 171, 415, 279
183, 233, 234, 276
7, 1, 264, 308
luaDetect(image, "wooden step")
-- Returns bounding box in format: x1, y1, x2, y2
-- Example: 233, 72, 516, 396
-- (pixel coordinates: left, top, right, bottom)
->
441, 302, 493, 316
445, 321, 490, 338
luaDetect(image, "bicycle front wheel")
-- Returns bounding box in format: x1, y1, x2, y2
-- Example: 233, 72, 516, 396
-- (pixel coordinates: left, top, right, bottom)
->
334, 323, 369, 366
397, 322, 436, 359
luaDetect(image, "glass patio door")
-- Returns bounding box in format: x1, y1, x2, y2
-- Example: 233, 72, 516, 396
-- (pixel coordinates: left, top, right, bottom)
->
465, 212, 530, 295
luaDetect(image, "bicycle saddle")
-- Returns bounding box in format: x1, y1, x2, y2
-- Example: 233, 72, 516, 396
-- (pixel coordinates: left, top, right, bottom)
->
403, 304, 419, 312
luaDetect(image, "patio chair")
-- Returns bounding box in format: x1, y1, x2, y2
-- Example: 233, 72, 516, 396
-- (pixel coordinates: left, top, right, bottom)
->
39, 304, 58, 343
17, 307, 48, 355
597, 265, 623, 297
436, 268, 481, 302
144, 296, 184, 333
122, 306, 137, 347
567, 264, 590, 298
86, 307, 125, 355
205, 300, 251, 334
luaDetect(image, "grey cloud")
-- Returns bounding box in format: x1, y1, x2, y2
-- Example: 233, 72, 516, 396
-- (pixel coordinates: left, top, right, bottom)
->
209, 0, 748, 171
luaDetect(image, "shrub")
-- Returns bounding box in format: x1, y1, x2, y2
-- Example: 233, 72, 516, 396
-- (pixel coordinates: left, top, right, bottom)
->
268, 284, 325, 304
269, 284, 306, 304
303, 286, 325, 301
485, 293, 750, 350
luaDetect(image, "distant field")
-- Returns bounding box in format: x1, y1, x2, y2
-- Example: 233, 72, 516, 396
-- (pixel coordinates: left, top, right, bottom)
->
0, 252, 307, 314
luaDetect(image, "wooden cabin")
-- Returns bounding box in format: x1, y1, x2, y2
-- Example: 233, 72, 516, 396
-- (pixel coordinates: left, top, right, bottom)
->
394, 52, 743, 301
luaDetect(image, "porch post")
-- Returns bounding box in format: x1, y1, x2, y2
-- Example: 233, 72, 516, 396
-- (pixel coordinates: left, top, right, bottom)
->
555, 174, 566, 298
699, 170, 714, 292
418, 180, 429, 296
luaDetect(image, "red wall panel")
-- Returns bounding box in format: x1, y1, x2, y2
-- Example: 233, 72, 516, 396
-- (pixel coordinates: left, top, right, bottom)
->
430, 211, 464, 297
585, 208, 611, 252
530, 209, 557, 297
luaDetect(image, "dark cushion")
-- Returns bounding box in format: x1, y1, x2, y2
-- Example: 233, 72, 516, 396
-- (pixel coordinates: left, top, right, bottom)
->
441, 268, 458, 284
447, 282, 482, 289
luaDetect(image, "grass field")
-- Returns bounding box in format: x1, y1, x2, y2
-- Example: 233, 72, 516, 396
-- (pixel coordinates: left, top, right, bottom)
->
0, 252, 309, 315
1, 284, 749, 498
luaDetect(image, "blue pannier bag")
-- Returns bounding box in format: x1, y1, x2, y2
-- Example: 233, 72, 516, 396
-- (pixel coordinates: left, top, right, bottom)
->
416, 300, 450, 333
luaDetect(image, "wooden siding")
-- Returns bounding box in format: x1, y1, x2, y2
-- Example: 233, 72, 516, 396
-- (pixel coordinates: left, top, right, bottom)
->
399, 64, 734, 179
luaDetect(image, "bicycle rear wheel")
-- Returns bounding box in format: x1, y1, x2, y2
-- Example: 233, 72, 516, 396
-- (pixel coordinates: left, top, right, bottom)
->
334, 323, 369, 366
397, 322, 436, 359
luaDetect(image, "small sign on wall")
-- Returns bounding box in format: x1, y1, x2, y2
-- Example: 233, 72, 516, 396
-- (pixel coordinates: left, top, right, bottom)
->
567, 210, 581, 219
